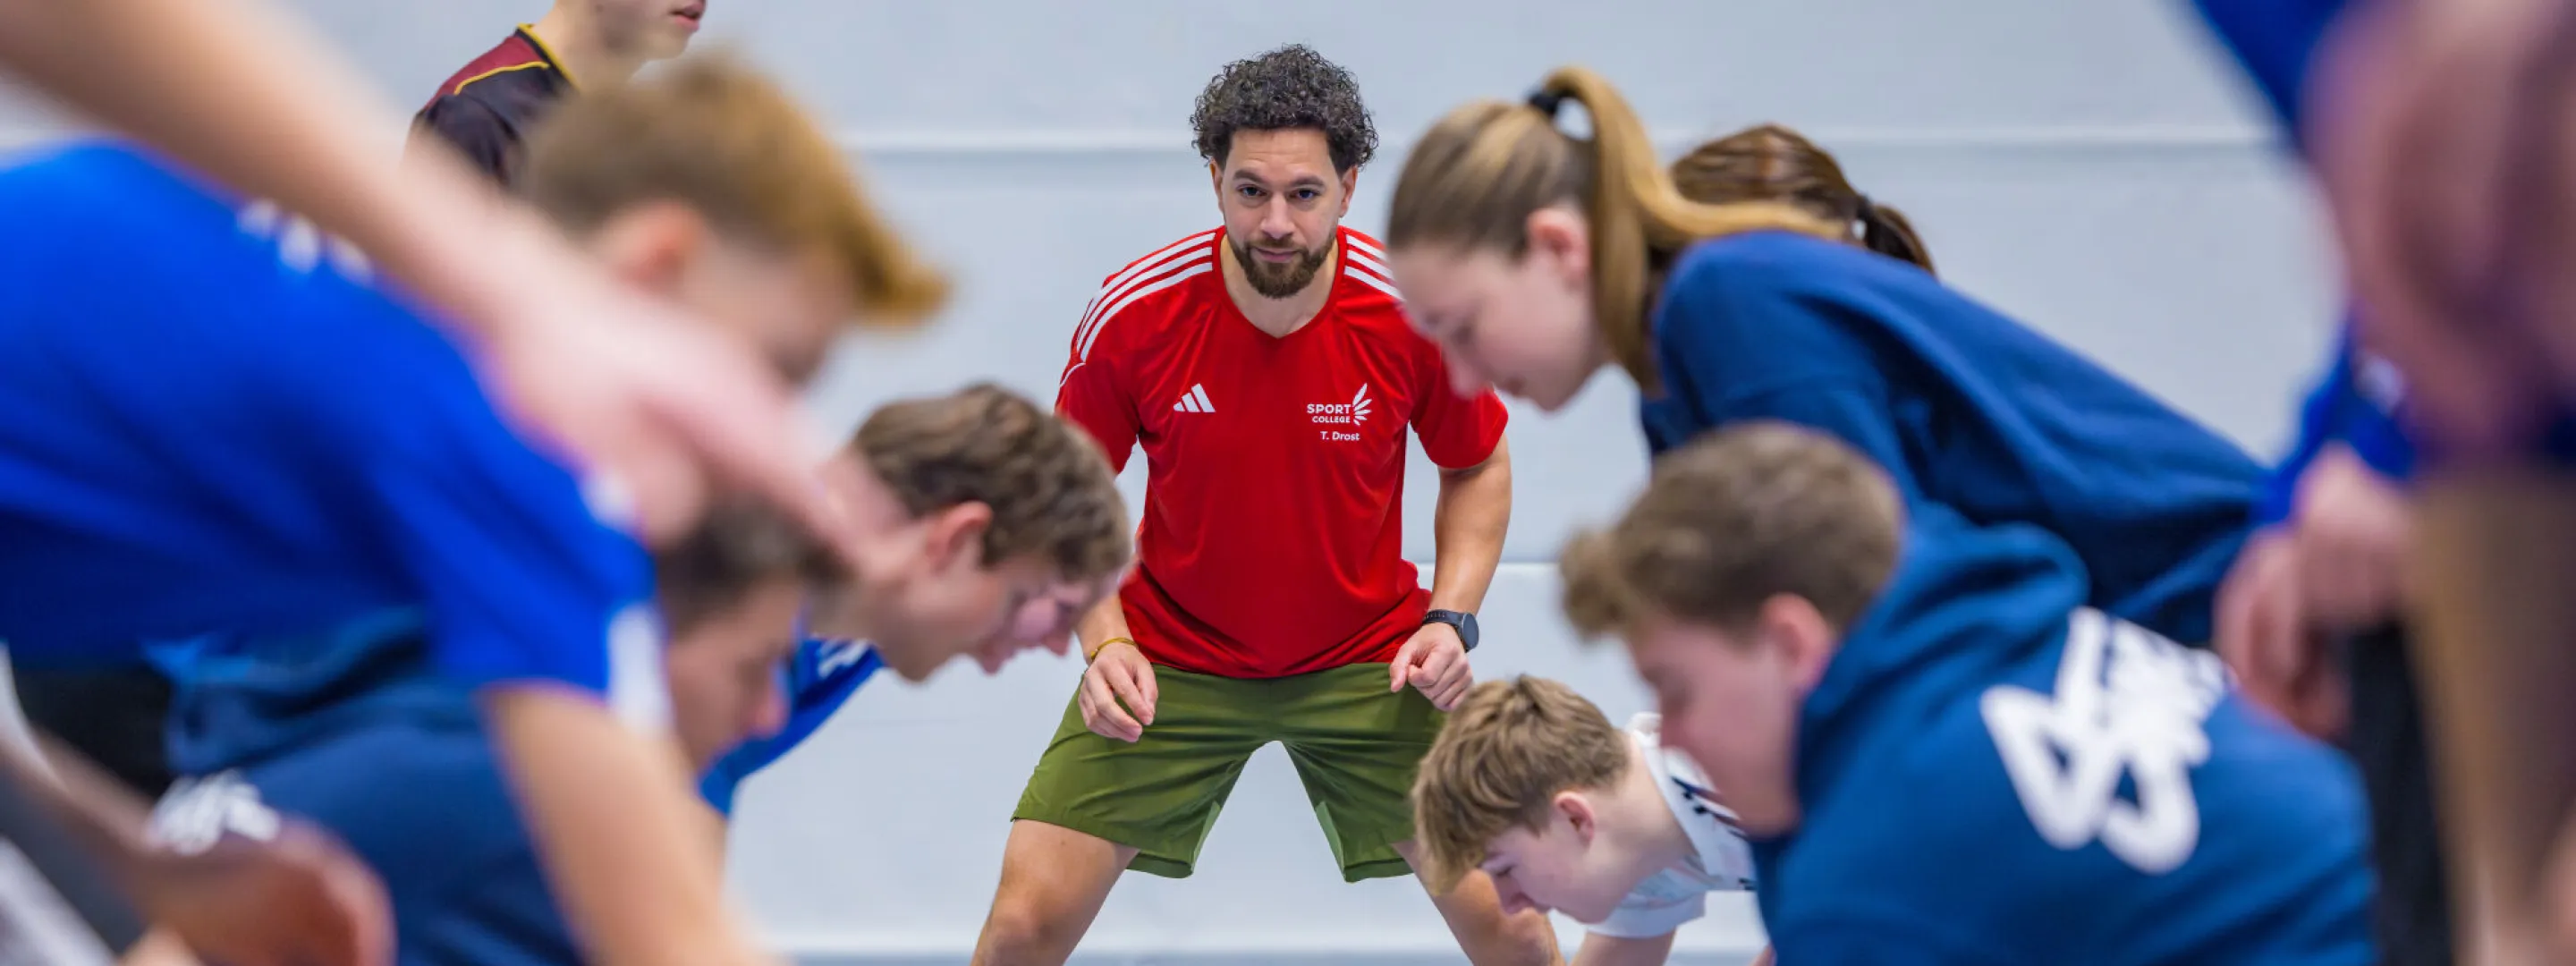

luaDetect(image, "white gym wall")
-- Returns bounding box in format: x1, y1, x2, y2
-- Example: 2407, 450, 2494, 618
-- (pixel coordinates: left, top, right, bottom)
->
0, 2, 2339, 963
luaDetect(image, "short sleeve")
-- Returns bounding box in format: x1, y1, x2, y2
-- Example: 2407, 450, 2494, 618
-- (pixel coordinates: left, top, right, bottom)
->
410, 96, 517, 186
1409, 341, 1507, 469
1585, 873, 1707, 939
1056, 315, 1142, 474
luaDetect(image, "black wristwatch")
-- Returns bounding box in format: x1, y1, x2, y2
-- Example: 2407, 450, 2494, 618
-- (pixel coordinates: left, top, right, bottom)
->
1423, 609, 1479, 651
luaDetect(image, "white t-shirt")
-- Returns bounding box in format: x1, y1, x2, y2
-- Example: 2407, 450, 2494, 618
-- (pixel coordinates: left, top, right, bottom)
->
1586, 713, 1759, 939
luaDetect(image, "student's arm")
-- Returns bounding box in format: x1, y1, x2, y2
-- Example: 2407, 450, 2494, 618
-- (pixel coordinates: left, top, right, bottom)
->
482, 690, 775, 966
0, 735, 393, 966
1570, 931, 1677, 966
0, 0, 832, 543
1667, 263, 2257, 642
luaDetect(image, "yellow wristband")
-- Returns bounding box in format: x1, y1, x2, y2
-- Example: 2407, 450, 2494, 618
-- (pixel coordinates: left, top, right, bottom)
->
1086, 636, 1133, 663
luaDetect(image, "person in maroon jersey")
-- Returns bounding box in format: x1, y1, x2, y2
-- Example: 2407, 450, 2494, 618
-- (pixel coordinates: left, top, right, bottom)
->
411, 0, 708, 185
968, 45, 1560, 966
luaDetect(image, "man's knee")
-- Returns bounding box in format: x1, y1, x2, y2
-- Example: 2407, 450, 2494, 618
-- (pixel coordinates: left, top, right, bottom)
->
976, 890, 1085, 966
973, 821, 1131, 965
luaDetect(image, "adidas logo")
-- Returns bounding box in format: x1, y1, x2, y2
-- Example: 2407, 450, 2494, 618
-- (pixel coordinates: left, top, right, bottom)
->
1174, 384, 1216, 413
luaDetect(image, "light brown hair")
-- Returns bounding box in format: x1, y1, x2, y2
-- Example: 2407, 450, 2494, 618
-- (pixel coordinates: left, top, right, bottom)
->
1669, 123, 1936, 275
1411, 676, 1632, 894
519, 53, 949, 326
1384, 67, 1845, 393
1561, 421, 1904, 639
853, 383, 1130, 582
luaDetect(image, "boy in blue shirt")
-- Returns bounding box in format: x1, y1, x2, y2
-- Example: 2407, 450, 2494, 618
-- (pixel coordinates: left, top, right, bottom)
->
0, 53, 947, 965
697, 384, 1134, 819
1556, 421, 2375, 965
158, 384, 1133, 964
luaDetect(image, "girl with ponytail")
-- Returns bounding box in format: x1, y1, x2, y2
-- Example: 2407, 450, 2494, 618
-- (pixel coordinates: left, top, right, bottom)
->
1383, 67, 2264, 644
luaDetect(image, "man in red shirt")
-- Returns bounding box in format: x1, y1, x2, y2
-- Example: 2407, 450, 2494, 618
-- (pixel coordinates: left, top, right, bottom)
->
411, 0, 708, 185
970, 46, 1560, 966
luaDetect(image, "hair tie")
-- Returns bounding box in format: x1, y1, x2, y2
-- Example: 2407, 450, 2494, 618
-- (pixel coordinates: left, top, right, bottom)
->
1526, 89, 1565, 120
1850, 192, 1875, 222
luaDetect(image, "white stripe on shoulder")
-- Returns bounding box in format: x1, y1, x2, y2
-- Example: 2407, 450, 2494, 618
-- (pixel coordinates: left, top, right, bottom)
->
1077, 260, 1214, 362
1082, 232, 1214, 330
1072, 233, 1216, 359
1344, 260, 1403, 302
1346, 249, 1397, 282
1344, 233, 1386, 260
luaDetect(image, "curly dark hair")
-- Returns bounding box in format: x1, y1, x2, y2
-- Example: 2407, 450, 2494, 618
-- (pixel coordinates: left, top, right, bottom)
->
1190, 44, 1377, 174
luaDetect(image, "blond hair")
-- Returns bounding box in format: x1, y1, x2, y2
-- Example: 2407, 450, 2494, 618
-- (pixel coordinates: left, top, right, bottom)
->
1411, 677, 1632, 894
1385, 67, 1845, 393
853, 383, 1131, 582
519, 53, 949, 327
1561, 421, 1904, 640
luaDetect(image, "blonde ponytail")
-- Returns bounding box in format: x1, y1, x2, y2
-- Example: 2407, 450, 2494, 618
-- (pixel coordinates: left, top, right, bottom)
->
1388, 66, 1842, 392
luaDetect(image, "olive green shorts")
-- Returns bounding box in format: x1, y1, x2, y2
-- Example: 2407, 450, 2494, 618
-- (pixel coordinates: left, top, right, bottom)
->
1011, 662, 1443, 883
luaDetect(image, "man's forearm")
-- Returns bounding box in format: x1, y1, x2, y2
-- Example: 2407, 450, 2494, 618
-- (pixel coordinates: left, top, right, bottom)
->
1073, 594, 1133, 660
1428, 437, 1513, 614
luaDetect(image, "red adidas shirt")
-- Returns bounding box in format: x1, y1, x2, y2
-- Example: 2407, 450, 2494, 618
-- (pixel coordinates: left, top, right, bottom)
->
1057, 226, 1507, 679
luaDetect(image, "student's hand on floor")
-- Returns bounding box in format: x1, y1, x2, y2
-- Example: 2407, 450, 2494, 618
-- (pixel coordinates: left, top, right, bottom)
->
2288, 445, 2416, 633
2216, 530, 2350, 740
1392, 622, 1472, 711
1079, 640, 1157, 742
128, 818, 393, 966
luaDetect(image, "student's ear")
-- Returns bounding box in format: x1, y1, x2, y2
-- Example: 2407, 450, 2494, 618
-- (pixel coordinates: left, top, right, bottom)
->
1758, 593, 1837, 694
1336, 167, 1358, 217
1554, 790, 1599, 845
921, 502, 995, 572
1524, 207, 1589, 284
589, 199, 711, 299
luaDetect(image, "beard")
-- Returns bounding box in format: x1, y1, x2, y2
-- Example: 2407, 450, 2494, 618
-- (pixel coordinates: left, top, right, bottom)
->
1228, 235, 1332, 299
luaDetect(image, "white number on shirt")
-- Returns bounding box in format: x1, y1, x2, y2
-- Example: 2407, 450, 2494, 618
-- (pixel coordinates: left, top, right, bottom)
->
1979, 608, 2228, 874
237, 199, 372, 281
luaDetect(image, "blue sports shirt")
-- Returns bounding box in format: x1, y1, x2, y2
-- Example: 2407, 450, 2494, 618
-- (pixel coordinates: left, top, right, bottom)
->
0, 141, 655, 703
1640, 232, 2267, 643
699, 637, 881, 816
1751, 510, 2375, 964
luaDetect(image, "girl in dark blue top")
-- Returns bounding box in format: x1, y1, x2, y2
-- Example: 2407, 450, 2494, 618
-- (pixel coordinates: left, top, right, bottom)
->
1382, 71, 2266, 645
